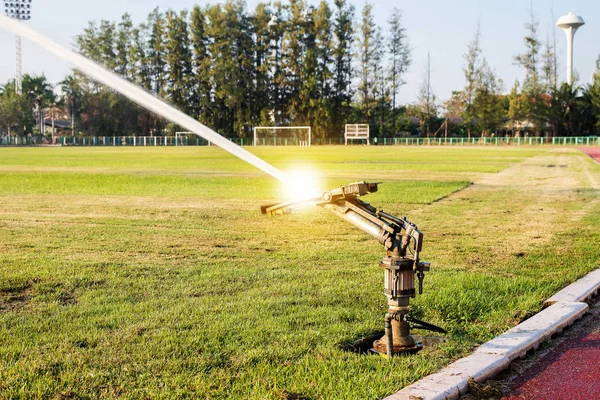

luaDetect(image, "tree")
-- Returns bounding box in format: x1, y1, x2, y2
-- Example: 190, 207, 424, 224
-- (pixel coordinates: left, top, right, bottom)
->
415, 53, 436, 136
388, 8, 411, 111
205, 0, 256, 137
97, 20, 118, 71
190, 5, 213, 126
165, 10, 193, 113
312, 0, 334, 139
588, 55, 600, 133
356, 2, 377, 123
282, 0, 309, 125
0, 91, 30, 136
22, 74, 55, 135
472, 65, 505, 136
59, 75, 81, 135
462, 23, 483, 138
298, 6, 319, 132
332, 0, 354, 136
129, 23, 152, 90
147, 8, 168, 97
514, 4, 547, 135
553, 83, 580, 136
371, 28, 389, 136
115, 13, 133, 79
542, 34, 558, 92
250, 2, 273, 127
507, 81, 525, 135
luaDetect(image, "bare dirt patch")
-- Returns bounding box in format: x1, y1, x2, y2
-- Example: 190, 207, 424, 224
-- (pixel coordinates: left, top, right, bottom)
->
413, 149, 600, 271
0, 281, 33, 312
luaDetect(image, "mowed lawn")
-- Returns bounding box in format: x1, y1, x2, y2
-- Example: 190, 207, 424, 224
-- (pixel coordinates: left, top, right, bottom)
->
1, 146, 599, 399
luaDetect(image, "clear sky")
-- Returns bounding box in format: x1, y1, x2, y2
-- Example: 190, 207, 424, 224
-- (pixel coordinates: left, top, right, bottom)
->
0, 0, 598, 104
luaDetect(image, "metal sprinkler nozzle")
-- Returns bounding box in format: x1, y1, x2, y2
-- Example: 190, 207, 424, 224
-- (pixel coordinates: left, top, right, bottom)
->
261, 182, 445, 356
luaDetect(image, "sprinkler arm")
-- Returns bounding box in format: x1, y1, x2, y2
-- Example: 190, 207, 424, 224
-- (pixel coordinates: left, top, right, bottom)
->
261, 182, 424, 264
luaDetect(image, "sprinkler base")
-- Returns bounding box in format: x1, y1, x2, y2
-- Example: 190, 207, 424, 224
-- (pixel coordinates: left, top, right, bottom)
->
372, 339, 423, 356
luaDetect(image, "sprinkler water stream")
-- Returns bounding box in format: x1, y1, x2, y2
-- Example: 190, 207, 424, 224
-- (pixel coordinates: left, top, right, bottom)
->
0, 15, 288, 183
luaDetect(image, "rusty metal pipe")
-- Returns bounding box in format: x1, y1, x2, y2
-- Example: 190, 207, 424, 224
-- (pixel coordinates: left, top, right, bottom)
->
384, 313, 394, 358
323, 203, 389, 246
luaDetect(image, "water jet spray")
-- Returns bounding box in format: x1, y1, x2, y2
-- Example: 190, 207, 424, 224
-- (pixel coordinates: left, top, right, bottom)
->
262, 182, 445, 356
0, 15, 288, 183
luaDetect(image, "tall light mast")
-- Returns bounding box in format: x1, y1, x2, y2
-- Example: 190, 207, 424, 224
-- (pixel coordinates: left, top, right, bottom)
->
3, 0, 32, 95
556, 12, 585, 86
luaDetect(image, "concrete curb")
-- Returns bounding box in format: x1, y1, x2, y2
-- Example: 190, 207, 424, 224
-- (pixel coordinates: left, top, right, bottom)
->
545, 269, 600, 306
384, 267, 600, 400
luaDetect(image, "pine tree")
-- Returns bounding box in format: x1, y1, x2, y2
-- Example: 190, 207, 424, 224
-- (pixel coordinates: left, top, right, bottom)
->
416, 53, 436, 136
227, 0, 256, 138
507, 81, 525, 135
472, 65, 505, 136
543, 33, 560, 136
147, 8, 168, 97
313, 0, 334, 139
588, 56, 600, 133
514, 4, 546, 135
97, 20, 117, 71
190, 5, 213, 125
462, 23, 483, 138
298, 6, 318, 129
371, 27, 389, 135
76, 22, 102, 63
250, 3, 273, 127
542, 34, 558, 92
281, 0, 308, 124
206, 1, 255, 137
332, 0, 354, 136
356, 3, 376, 123
128, 23, 152, 91
388, 8, 411, 112
165, 10, 193, 113
115, 14, 133, 79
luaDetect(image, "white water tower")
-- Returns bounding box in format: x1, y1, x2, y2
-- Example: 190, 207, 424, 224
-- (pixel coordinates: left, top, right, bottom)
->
556, 12, 585, 85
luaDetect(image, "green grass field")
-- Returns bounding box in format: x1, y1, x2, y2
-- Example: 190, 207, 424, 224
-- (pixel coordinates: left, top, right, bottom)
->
1, 146, 599, 399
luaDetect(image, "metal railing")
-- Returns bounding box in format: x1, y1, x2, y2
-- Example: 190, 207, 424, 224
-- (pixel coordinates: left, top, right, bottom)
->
1, 135, 599, 147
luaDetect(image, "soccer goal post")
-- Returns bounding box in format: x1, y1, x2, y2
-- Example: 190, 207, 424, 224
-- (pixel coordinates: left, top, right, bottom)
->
253, 126, 312, 147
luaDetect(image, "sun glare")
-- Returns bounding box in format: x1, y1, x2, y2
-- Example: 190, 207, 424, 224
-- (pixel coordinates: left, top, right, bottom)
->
282, 169, 324, 201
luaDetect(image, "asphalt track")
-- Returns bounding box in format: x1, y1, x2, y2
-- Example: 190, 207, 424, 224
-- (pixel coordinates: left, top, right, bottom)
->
580, 146, 600, 164
499, 298, 600, 400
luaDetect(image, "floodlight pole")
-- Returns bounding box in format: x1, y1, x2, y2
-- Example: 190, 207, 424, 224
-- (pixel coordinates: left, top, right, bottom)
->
15, 35, 22, 94
4, 0, 33, 95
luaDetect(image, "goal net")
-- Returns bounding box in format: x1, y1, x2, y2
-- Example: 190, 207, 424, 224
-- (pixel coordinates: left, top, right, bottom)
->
253, 126, 311, 147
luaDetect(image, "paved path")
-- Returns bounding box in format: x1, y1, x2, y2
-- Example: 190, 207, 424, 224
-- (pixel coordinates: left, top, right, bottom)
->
500, 299, 600, 399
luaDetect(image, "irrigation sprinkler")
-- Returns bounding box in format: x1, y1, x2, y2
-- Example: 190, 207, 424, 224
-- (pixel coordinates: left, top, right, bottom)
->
262, 182, 446, 357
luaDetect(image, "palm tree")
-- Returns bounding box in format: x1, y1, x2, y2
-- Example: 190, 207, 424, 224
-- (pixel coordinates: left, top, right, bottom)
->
22, 75, 55, 136
59, 75, 81, 136
47, 97, 65, 143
